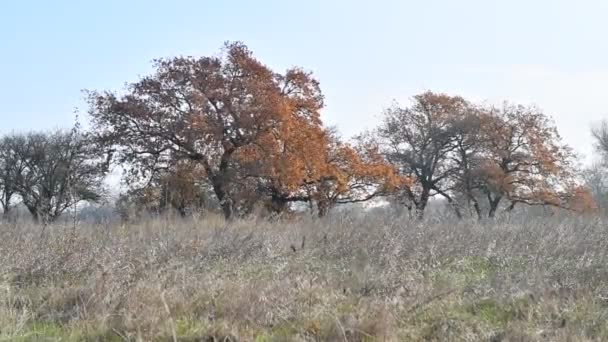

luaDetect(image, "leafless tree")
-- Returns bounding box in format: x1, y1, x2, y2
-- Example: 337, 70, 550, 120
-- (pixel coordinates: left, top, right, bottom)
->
0, 128, 106, 223
0, 135, 27, 217
376, 92, 470, 219
592, 121, 608, 161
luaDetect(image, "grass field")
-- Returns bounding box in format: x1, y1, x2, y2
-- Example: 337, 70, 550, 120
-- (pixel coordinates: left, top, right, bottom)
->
1, 212, 607, 341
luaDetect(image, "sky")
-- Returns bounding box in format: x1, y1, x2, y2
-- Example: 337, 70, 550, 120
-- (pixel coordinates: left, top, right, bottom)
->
1, 0, 608, 164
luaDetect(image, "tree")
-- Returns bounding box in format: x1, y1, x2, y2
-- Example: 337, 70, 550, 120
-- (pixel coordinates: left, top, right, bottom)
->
582, 163, 608, 211
2, 129, 106, 223
374, 94, 586, 219
88, 42, 324, 220
472, 103, 578, 217
584, 122, 608, 213
591, 120, 608, 160
376, 92, 471, 219
0, 135, 28, 216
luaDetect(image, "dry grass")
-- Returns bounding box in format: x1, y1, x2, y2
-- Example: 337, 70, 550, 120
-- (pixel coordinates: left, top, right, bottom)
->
1, 212, 608, 341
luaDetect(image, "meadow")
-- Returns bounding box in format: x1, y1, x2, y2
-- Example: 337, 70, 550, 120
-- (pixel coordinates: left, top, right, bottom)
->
1, 212, 607, 341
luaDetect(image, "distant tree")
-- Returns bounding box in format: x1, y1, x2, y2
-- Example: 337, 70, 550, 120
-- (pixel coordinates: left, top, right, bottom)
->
2, 128, 106, 223
580, 163, 608, 214
375, 92, 471, 219
0, 135, 28, 216
374, 94, 589, 219
582, 163, 608, 208
586, 122, 608, 212
474, 103, 580, 217
88, 42, 325, 220
591, 120, 608, 160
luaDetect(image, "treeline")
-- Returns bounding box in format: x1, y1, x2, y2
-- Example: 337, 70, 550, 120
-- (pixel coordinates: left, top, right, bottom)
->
0, 42, 601, 222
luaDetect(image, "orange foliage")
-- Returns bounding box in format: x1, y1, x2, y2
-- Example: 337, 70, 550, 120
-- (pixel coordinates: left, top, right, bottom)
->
562, 185, 598, 214
90, 42, 398, 217
476, 103, 577, 213
309, 132, 409, 215
89, 41, 589, 219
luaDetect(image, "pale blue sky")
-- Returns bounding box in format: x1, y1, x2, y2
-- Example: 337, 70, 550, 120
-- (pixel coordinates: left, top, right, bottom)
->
1, 0, 608, 162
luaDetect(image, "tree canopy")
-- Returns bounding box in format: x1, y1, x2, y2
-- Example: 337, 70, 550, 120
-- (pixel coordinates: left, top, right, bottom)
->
88, 42, 398, 219
0, 42, 598, 222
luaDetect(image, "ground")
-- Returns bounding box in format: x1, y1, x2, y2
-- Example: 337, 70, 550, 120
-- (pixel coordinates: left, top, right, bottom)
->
1, 213, 607, 341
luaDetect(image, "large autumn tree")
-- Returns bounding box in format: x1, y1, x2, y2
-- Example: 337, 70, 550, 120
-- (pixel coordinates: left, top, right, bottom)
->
88, 42, 325, 219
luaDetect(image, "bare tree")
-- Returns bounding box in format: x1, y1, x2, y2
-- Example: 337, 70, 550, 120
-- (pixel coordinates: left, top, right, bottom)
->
592, 121, 608, 161
0, 136, 24, 216
376, 92, 470, 219
2, 128, 106, 223
587, 122, 608, 213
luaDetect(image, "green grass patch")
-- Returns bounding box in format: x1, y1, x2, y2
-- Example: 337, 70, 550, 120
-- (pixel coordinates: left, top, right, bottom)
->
4, 321, 123, 342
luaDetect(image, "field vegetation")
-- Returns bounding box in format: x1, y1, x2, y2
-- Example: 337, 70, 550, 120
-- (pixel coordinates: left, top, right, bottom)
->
1, 212, 608, 341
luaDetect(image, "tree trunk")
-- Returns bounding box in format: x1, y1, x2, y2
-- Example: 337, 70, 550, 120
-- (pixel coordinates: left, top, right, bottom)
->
211, 180, 233, 220
415, 188, 431, 220
452, 203, 463, 219
176, 203, 188, 217
269, 194, 289, 215
24, 202, 42, 223
473, 201, 482, 220
317, 200, 331, 218
466, 194, 482, 220
27, 207, 53, 224
506, 201, 517, 212
200, 148, 237, 220
488, 195, 502, 218
220, 200, 233, 220
1, 203, 11, 221
30, 210, 39, 223
1, 198, 10, 215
